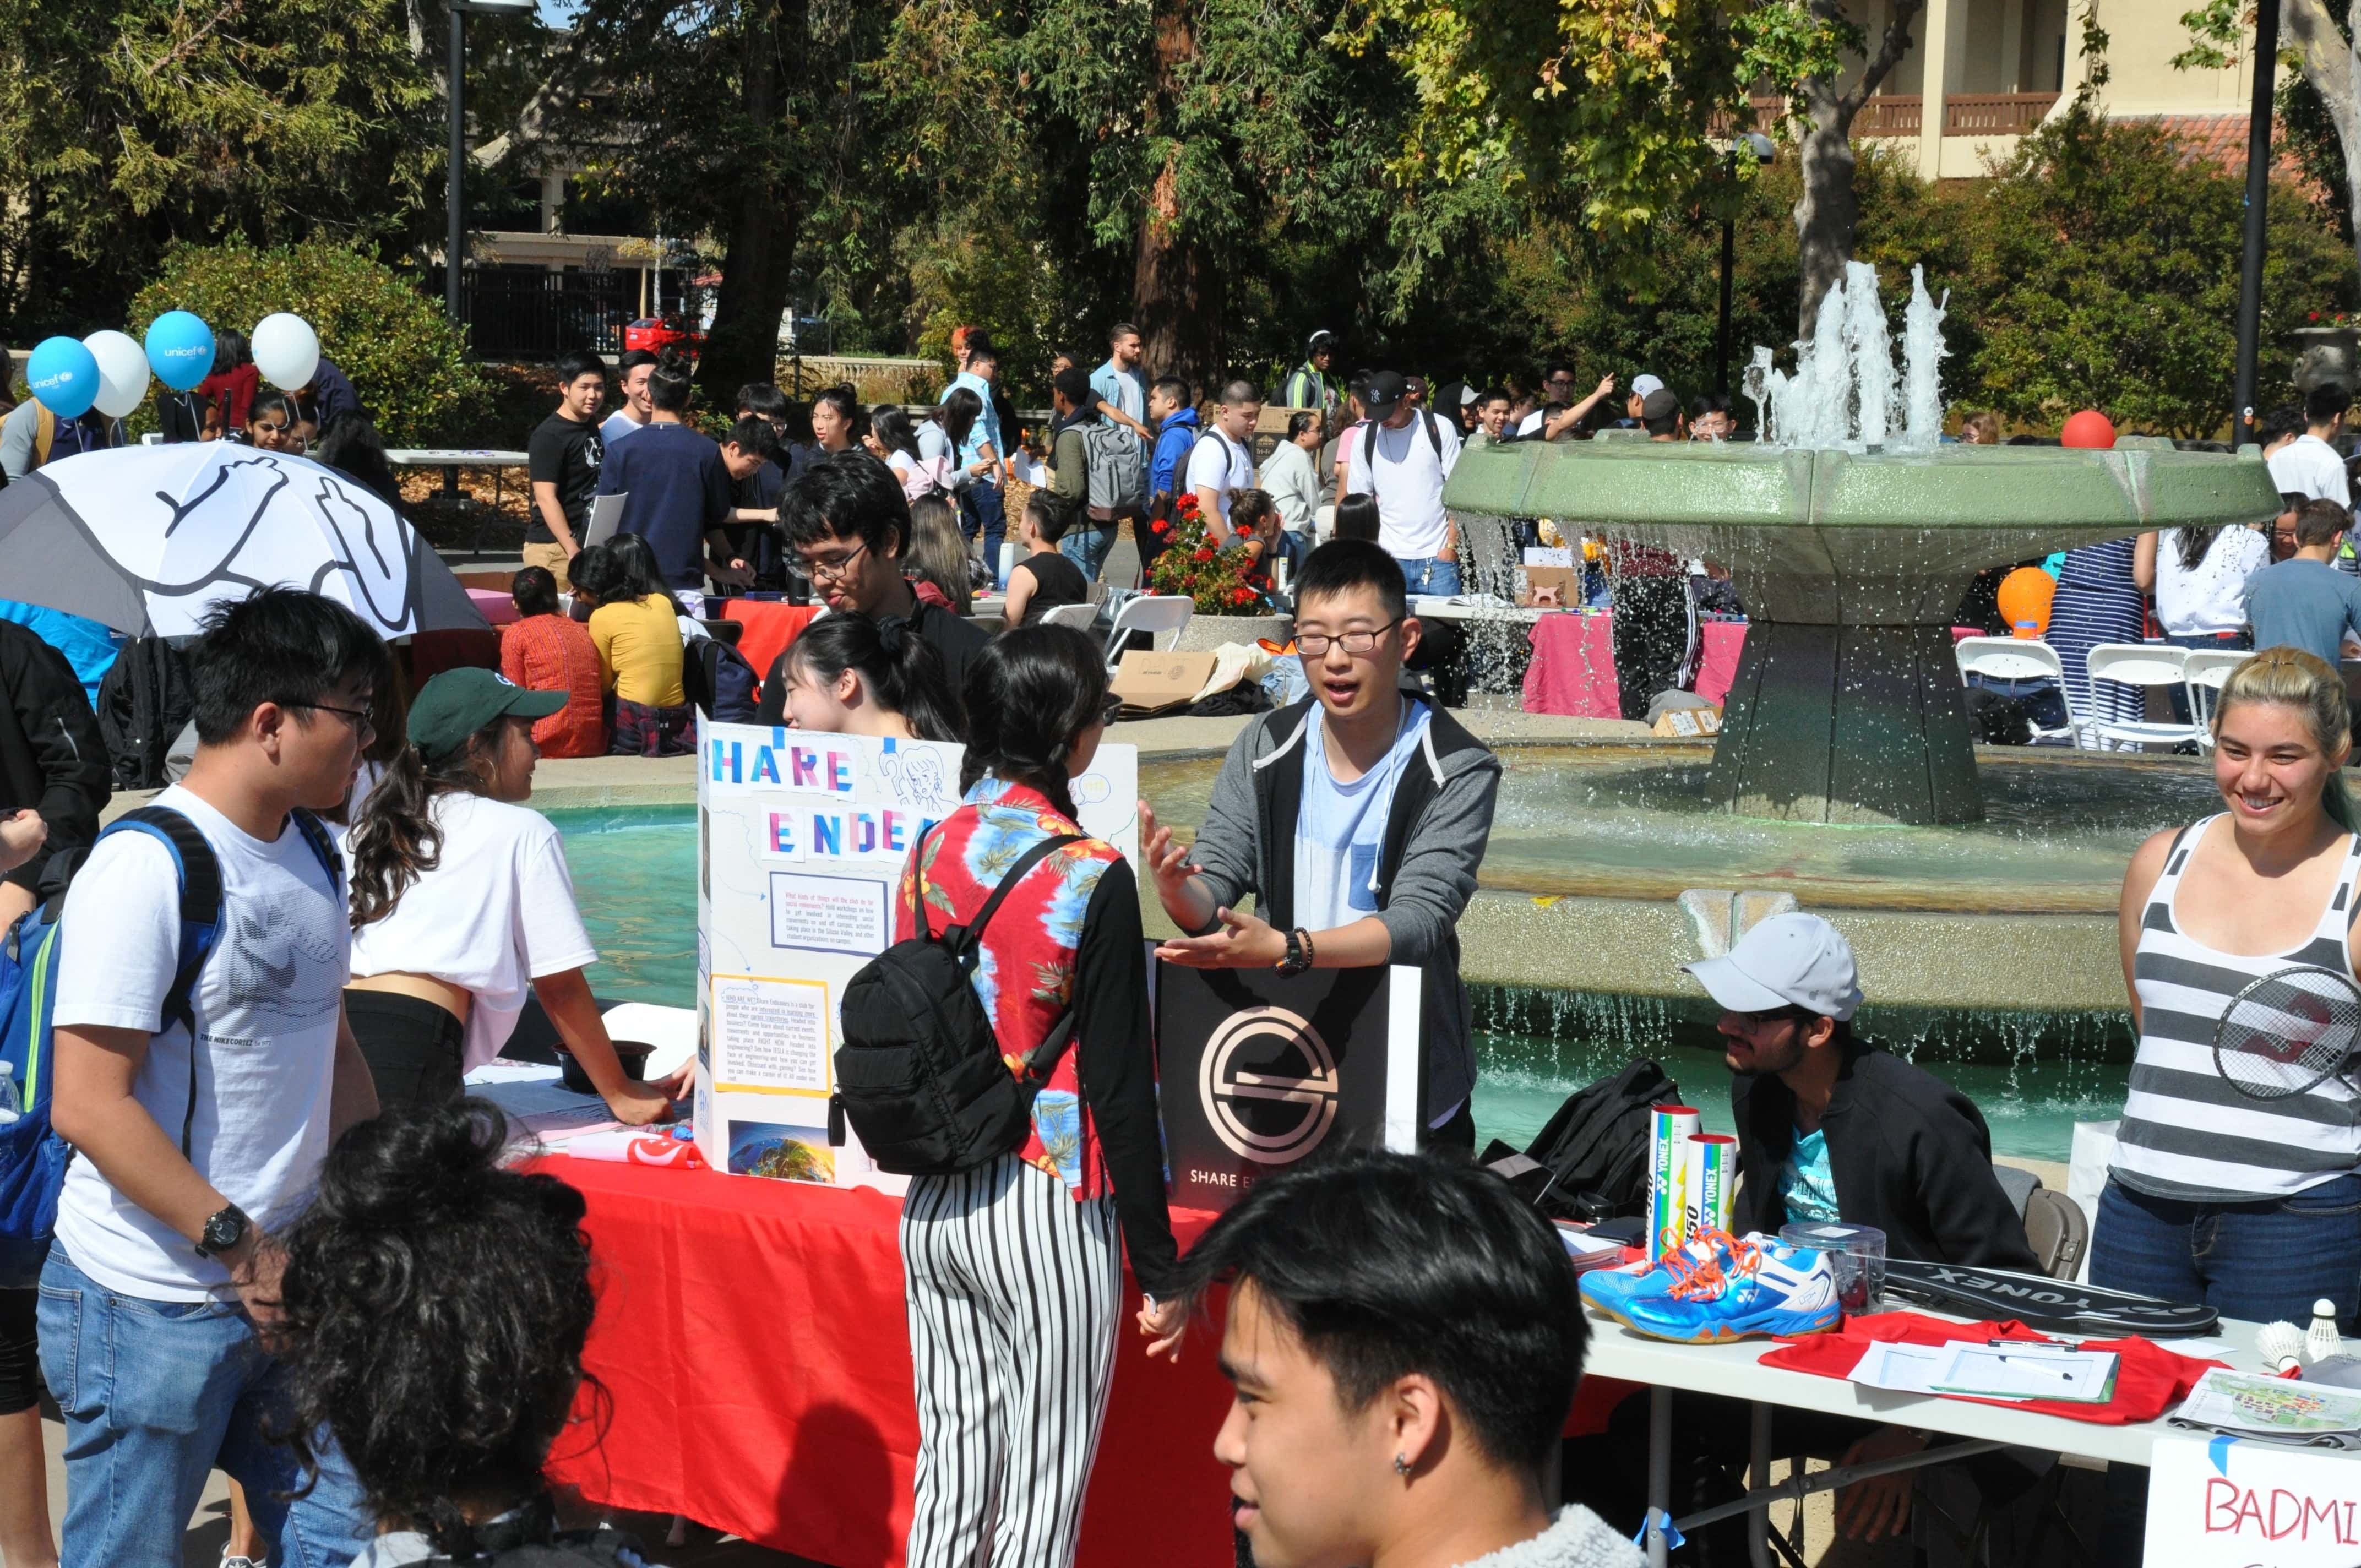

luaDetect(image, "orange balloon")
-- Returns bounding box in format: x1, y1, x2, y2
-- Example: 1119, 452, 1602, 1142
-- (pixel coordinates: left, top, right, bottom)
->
2061, 410, 2117, 449
1997, 566, 2057, 638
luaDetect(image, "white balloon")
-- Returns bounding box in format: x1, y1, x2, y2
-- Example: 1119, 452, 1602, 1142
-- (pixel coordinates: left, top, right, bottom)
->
252, 312, 321, 391
81, 330, 151, 421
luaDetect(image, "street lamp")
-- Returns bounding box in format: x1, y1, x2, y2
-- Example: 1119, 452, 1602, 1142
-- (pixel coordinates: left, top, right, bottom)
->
447, 0, 536, 327
2231, 0, 2282, 448
1717, 132, 1777, 398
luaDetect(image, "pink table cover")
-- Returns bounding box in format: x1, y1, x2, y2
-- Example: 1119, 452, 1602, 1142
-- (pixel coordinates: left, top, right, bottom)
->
465, 587, 520, 626
1523, 618, 1987, 719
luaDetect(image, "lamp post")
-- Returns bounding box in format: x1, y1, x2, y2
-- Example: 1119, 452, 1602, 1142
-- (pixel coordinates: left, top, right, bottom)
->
445, 0, 536, 328
1716, 132, 1777, 397
2231, 0, 2282, 448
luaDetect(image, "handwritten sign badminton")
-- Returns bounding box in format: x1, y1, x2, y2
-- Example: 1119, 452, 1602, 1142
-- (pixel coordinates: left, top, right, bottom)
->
697, 720, 1138, 1193
2146, 1431, 2361, 1566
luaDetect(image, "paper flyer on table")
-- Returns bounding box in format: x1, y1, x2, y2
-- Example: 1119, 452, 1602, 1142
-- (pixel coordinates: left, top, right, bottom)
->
2175, 1369, 2361, 1436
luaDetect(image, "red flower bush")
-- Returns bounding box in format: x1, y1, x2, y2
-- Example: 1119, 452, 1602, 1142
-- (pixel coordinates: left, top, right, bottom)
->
1147, 503, 1263, 616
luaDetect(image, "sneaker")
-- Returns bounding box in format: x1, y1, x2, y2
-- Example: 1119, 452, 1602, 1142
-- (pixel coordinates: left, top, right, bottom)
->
1579, 1229, 1746, 1319
1611, 1233, 1842, 1343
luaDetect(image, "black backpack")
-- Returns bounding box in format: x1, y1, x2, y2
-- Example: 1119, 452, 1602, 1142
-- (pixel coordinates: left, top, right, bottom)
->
830, 832, 1084, 1175
94, 635, 195, 791
682, 636, 761, 725
1509, 1058, 1681, 1221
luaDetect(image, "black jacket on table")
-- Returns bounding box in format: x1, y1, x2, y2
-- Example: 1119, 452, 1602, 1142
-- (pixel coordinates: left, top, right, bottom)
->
0, 621, 111, 900
1730, 1036, 2039, 1271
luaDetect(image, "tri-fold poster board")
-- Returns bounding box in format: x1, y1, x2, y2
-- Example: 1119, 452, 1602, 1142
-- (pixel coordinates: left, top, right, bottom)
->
694, 715, 1421, 1205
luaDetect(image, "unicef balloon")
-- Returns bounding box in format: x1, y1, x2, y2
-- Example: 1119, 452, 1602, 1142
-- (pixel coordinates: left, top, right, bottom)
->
144, 311, 215, 392
83, 331, 152, 421
251, 312, 320, 391
24, 337, 99, 421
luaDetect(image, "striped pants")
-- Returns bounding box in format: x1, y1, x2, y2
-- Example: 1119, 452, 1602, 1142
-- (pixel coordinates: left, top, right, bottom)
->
901, 1152, 1123, 1568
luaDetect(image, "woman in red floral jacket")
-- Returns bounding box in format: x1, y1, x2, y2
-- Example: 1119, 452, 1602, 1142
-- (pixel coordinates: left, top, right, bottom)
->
896, 623, 1184, 1568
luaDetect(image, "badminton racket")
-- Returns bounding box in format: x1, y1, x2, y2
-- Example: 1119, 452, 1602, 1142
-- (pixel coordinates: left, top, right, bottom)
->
2213, 965, 2361, 1101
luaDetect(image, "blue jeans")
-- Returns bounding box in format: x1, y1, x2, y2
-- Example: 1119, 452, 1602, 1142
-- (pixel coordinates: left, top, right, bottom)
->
37, 1247, 372, 1568
958, 483, 1007, 586
1060, 521, 1116, 582
2088, 1173, 2361, 1565
1400, 557, 1461, 596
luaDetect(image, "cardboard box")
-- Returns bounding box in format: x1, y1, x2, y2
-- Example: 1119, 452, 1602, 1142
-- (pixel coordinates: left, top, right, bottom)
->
1519, 565, 1582, 609
1651, 705, 1723, 738
1111, 649, 1220, 716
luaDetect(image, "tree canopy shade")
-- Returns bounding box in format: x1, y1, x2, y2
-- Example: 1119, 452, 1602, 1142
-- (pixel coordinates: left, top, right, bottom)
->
0, 0, 436, 340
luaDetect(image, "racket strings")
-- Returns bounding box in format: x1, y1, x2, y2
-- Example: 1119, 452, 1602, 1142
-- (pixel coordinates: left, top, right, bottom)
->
2215, 968, 2361, 1101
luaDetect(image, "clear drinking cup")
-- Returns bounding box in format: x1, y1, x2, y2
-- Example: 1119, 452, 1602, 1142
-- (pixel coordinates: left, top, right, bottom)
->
1780, 1222, 1887, 1314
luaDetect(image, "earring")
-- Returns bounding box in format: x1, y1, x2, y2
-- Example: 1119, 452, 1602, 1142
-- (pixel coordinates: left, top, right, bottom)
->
1392, 1453, 1410, 1477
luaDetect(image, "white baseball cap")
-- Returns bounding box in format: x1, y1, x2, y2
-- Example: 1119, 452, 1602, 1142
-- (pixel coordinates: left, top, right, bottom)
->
1682, 912, 1862, 1022
1630, 373, 1666, 399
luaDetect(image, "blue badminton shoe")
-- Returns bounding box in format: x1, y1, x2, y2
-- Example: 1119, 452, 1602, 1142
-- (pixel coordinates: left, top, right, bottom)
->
1579, 1229, 1746, 1320
1610, 1233, 1842, 1344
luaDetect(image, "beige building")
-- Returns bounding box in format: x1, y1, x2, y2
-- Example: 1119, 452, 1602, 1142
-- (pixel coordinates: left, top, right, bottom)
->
1760, 0, 2257, 178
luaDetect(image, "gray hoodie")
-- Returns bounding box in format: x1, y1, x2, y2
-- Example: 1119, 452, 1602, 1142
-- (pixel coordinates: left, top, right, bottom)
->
1184, 693, 1502, 1118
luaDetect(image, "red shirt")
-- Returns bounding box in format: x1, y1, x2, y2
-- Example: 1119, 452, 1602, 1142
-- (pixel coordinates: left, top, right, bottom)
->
499, 613, 608, 758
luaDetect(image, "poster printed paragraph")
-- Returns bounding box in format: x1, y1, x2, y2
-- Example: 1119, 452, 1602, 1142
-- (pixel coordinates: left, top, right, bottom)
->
769, 872, 889, 956
711, 974, 832, 1097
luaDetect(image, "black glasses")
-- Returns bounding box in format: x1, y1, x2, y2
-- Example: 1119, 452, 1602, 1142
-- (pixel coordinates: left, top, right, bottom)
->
1100, 694, 1124, 727
290, 700, 377, 740
797, 540, 869, 584
1296, 619, 1401, 658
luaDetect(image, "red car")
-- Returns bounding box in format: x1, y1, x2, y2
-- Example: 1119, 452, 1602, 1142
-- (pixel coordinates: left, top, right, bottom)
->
622, 316, 703, 357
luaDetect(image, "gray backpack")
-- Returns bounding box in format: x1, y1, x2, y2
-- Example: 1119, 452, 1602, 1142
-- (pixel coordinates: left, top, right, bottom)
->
1081, 418, 1145, 521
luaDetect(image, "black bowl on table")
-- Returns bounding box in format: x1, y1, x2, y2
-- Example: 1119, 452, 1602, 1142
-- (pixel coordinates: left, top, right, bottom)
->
555, 1041, 653, 1097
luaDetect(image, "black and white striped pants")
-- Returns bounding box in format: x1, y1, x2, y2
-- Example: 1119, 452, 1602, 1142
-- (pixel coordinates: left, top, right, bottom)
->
901, 1151, 1123, 1568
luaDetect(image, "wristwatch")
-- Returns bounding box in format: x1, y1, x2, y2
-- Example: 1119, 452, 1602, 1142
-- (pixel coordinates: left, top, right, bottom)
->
1276, 928, 1315, 977
194, 1203, 251, 1260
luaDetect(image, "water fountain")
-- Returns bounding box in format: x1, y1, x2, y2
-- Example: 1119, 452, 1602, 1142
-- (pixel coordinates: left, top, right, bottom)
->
1442, 261, 2283, 825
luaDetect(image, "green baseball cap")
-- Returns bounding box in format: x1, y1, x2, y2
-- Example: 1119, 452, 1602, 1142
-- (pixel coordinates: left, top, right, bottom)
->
406, 668, 568, 763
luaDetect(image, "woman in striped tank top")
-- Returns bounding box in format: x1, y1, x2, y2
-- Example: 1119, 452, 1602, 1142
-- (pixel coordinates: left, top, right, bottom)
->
2101, 646, 2361, 1325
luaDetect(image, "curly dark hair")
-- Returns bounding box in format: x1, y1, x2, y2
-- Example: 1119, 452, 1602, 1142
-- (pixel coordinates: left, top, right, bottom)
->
273, 1099, 599, 1554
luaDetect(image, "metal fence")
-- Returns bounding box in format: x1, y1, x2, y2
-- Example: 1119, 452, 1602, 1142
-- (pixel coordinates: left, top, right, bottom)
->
456, 281, 639, 361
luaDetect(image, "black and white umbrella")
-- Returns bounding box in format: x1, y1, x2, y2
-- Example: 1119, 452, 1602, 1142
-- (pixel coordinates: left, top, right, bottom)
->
0, 444, 486, 638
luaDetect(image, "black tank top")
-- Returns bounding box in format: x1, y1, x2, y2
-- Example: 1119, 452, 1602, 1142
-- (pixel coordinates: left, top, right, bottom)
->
1015, 551, 1091, 622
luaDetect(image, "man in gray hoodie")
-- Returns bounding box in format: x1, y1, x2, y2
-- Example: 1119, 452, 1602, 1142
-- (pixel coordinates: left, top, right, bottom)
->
1143, 537, 1502, 1148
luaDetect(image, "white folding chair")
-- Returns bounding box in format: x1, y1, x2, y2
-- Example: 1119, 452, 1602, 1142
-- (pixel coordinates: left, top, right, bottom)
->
1101, 594, 1194, 677
2083, 642, 2201, 750
2183, 647, 2254, 745
1954, 636, 2079, 747
1038, 601, 1098, 630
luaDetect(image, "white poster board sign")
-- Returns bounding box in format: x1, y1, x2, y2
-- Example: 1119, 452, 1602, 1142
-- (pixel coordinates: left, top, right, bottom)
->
695, 719, 1139, 1194
2145, 1431, 2361, 1564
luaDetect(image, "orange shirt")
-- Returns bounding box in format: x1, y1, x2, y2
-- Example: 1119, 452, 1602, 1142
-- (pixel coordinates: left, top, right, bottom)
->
499, 613, 608, 757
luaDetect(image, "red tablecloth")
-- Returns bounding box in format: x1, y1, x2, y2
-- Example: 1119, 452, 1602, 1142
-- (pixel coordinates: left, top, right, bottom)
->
537, 1157, 1632, 1567
722, 601, 823, 687
1523, 619, 1985, 718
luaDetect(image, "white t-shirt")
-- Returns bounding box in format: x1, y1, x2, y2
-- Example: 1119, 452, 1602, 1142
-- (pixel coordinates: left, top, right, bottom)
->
348, 793, 597, 1074
600, 410, 647, 448
1185, 427, 1256, 528
2156, 525, 2271, 636
52, 787, 350, 1302
2268, 434, 2351, 506
1346, 413, 1463, 560
1516, 411, 1545, 438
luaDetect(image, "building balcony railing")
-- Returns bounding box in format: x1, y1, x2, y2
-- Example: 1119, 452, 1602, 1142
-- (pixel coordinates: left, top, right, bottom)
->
1736, 91, 2056, 140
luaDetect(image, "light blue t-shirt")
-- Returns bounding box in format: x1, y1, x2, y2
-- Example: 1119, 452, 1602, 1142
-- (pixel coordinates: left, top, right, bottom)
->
945, 371, 1003, 469
1292, 700, 1431, 934
599, 411, 645, 449
1090, 360, 1146, 451
1779, 1126, 1841, 1223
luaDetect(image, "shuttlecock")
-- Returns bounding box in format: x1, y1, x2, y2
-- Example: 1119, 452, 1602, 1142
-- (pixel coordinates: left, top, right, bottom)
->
2306, 1300, 2345, 1364
2260, 1321, 2306, 1374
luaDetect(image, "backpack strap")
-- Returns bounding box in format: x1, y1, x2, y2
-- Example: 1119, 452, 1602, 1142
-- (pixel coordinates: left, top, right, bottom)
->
287, 807, 344, 897
94, 807, 225, 1158
937, 832, 1086, 962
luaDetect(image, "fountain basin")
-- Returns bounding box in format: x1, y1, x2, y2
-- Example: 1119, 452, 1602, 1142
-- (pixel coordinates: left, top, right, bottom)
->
1444, 438, 2281, 824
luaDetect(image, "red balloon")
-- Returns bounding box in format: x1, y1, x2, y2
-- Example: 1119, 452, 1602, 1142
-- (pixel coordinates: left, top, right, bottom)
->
2060, 410, 2117, 449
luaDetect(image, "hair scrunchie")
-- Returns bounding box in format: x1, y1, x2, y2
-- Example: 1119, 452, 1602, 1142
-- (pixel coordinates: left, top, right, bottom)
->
875, 615, 909, 657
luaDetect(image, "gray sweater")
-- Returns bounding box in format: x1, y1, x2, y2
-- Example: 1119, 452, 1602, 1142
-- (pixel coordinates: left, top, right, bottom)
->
1453, 1507, 1645, 1568
1185, 694, 1502, 1116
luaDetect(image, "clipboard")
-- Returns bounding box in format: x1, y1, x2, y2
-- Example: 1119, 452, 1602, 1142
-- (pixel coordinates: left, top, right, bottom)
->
583, 491, 629, 548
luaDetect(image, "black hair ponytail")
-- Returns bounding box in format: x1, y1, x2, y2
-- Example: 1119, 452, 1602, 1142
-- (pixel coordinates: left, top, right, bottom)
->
958, 624, 1106, 818
787, 613, 965, 742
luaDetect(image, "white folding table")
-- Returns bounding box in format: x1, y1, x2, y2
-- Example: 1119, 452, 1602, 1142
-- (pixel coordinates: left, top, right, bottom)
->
1581, 1305, 2283, 1567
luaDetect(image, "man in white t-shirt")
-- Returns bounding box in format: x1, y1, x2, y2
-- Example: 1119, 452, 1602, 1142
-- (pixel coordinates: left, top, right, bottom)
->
1344, 370, 1465, 596
2268, 387, 2354, 572
1187, 378, 1261, 545
42, 587, 386, 1567
600, 348, 657, 448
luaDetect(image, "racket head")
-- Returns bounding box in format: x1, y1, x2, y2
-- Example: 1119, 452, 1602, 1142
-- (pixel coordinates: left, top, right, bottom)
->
2213, 965, 2361, 1101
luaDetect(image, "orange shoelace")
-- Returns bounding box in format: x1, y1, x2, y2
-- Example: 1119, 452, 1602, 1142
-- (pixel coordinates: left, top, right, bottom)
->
1664, 1229, 1762, 1302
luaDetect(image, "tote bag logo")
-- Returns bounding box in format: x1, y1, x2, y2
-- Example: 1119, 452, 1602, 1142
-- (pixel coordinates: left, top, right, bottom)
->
1198, 1006, 1340, 1164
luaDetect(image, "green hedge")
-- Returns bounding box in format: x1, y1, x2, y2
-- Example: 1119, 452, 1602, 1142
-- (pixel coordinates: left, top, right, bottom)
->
130, 241, 492, 446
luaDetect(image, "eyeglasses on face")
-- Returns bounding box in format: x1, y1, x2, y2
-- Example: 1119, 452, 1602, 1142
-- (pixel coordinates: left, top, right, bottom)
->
1295, 619, 1401, 658
797, 540, 870, 583
289, 700, 377, 741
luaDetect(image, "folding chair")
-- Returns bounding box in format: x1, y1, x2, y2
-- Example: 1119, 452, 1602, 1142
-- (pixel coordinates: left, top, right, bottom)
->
1954, 636, 2079, 747
1037, 601, 1098, 630
2082, 643, 2201, 750
2182, 647, 2253, 745
1101, 594, 1194, 677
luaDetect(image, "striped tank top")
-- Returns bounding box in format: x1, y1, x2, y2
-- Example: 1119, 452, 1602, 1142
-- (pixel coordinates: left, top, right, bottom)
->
2114, 814, 2361, 1202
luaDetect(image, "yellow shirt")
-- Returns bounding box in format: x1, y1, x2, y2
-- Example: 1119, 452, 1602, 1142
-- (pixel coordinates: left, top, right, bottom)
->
588, 594, 687, 707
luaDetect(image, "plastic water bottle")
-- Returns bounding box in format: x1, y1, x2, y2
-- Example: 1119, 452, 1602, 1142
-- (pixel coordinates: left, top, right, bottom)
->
0, 1065, 21, 1126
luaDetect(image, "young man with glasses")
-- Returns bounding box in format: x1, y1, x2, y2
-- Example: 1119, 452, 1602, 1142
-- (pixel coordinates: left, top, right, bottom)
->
42, 587, 389, 1567
1140, 538, 1501, 1150
777, 453, 988, 701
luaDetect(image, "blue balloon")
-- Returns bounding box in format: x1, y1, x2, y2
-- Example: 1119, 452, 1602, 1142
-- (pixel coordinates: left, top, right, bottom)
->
25, 337, 99, 421
144, 311, 215, 393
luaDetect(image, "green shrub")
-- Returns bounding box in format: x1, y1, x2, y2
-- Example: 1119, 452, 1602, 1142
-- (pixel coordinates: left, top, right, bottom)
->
129, 241, 493, 446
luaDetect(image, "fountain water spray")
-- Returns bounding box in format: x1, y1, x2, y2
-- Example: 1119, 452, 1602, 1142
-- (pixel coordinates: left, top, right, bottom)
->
1900, 264, 1950, 449
1747, 261, 1949, 451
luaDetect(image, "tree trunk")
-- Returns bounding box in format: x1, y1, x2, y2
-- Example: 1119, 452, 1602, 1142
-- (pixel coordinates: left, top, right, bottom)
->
2284, 0, 2361, 293
1792, 0, 1925, 337
697, 0, 804, 404
1133, 0, 1223, 396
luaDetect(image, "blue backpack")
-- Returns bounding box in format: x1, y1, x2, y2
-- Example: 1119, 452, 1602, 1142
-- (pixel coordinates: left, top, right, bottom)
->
0, 804, 339, 1248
